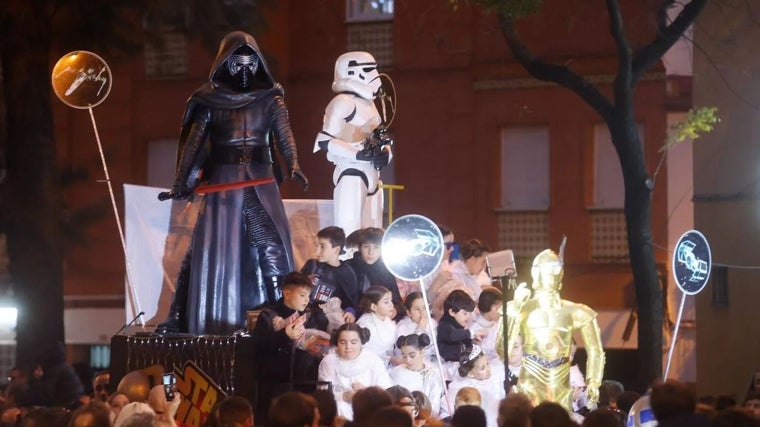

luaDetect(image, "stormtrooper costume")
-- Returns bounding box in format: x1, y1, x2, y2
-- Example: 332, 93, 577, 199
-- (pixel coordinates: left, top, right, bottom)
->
314, 52, 393, 238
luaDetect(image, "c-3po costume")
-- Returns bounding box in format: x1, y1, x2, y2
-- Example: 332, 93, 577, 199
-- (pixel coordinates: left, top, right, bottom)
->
503, 249, 605, 411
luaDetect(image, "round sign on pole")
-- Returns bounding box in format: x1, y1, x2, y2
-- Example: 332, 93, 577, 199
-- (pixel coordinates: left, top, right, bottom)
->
51, 51, 112, 109
382, 215, 444, 281
672, 230, 712, 295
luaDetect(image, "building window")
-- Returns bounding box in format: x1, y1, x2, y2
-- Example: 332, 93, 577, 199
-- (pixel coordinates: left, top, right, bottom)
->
90, 345, 110, 369
144, 32, 189, 80
346, 0, 394, 22
592, 123, 644, 208
500, 126, 550, 211
346, 0, 394, 67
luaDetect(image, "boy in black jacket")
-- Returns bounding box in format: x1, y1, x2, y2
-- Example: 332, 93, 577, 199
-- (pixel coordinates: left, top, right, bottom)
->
437, 290, 487, 362
253, 272, 328, 422
300, 226, 359, 322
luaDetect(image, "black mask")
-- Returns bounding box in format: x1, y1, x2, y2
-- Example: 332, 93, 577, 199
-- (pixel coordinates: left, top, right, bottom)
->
226, 46, 259, 91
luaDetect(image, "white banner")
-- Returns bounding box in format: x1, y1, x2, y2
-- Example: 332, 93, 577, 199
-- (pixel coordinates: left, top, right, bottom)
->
124, 184, 333, 326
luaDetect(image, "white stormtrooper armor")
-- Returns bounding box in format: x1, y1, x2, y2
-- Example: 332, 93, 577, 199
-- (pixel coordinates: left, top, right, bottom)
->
314, 52, 393, 238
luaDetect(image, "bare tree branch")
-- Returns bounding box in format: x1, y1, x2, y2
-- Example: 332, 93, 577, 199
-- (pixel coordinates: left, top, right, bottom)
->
631, 0, 709, 84
497, 11, 614, 123
605, 0, 632, 107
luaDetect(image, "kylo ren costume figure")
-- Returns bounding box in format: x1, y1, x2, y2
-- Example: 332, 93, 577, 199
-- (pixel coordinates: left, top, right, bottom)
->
157, 31, 308, 335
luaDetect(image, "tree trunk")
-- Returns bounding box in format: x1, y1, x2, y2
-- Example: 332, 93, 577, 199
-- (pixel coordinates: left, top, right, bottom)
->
610, 115, 663, 391
0, 2, 65, 368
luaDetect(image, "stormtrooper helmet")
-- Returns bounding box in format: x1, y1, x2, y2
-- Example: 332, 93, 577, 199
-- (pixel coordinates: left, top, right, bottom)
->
332, 51, 381, 100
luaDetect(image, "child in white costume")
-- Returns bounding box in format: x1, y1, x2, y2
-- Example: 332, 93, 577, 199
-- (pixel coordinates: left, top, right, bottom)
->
313, 51, 393, 238
395, 292, 437, 363
318, 323, 393, 420
390, 333, 445, 417
356, 286, 398, 366
446, 346, 505, 427
468, 287, 503, 360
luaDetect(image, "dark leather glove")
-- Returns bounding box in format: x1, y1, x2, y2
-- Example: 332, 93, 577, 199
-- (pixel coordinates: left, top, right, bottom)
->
157, 185, 193, 201
291, 169, 310, 191
355, 144, 376, 162
372, 147, 390, 170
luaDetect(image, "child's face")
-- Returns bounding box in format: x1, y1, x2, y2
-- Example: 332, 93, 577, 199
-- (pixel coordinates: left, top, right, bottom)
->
283, 286, 311, 312
483, 302, 501, 322
360, 242, 381, 265
336, 330, 363, 360
406, 298, 426, 324
449, 308, 472, 327
467, 355, 491, 380
508, 335, 524, 367
372, 291, 394, 319
316, 238, 341, 263
400, 345, 425, 371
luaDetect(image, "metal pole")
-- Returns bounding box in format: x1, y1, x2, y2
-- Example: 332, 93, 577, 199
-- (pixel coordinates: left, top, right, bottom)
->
664, 292, 687, 379
88, 107, 142, 324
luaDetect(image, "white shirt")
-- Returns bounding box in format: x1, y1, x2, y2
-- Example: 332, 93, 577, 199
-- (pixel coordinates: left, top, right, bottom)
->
390, 362, 446, 416
357, 312, 397, 366
468, 310, 499, 360
447, 370, 506, 427
318, 349, 393, 420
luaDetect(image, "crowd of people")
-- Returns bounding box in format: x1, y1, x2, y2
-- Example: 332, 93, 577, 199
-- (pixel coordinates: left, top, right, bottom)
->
2, 223, 759, 427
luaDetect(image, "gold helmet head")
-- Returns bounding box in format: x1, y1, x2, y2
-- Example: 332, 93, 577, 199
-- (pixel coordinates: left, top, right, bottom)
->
531, 249, 563, 291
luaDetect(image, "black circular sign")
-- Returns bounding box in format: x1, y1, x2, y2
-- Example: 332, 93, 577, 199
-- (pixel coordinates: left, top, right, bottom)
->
672, 230, 712, 295
382, 215, 444, 281
52, 51, 112, 109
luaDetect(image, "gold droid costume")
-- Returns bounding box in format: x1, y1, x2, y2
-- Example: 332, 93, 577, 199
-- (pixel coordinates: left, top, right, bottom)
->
506, 249, 605, 411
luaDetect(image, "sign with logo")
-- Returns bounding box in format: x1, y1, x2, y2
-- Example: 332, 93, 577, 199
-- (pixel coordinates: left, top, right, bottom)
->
174, 361, 227, 427
672, 230, 711, 295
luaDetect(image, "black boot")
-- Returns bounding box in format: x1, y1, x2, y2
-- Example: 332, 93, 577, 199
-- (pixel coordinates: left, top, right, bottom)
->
264, 275, 283, 304
156, 251, 191, 334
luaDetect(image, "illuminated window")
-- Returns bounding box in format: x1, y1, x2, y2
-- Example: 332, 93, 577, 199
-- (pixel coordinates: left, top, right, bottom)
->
346, 0, 394, 22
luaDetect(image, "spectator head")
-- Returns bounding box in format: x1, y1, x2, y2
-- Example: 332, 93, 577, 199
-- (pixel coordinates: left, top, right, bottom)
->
211, 396, 253, 427
458, 346, 490, 380
715, 394, 736, 411
107, 393, 129, 422
452, 404, 486, 427
92, 371, 110, 402
316, 226, 346, 262
616, 390, 641, 415
311, 389, 337, 427
368, 406, 413, 427
386, 385, 417, 419
396, 334, 431, 371
282, 272, 315, 312
113, 402, 155, 427
744, 391, 760, 419
477, 287, 503, 322
411, 391, 432, 424
581, 408, 625, 427
331, 323, 371, 360
443, 290, 476, 327
600, 380, 625, 408
498, 393, 533, 427
531, 401, 574, 427
68, 401, 112, 427
650, 380, 696, 422
454, 387, 481, 409
352, 386, 393, 426
712, 407, 758, 427
117, 413, 154, 427
352, 228, 384, 264
269, 392, 318, 427
460, 239, 490, 275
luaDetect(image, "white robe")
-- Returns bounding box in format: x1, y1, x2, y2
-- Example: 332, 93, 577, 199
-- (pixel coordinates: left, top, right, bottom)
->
390, 362, 446, 417
357, 313, 397, 366
318, 349, 393, 420
468, 310, 499, 360
446, 366, 506, 427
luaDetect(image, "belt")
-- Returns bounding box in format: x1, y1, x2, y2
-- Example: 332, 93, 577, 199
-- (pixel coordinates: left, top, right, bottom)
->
210, 145, 272, 165
524, 353, 569, 369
